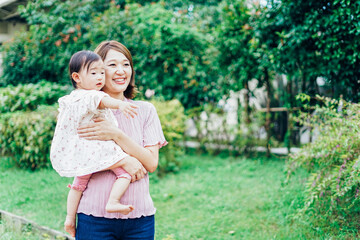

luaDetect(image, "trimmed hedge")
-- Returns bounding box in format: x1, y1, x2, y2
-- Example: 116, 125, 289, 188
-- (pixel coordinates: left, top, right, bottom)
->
0, 105, 57, 170
0, 98, 186, 175
0, 81, 71, 113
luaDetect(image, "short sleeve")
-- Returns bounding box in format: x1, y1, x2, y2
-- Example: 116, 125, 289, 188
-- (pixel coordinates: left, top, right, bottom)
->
84, 90, 109, 113
143, 103, 168, 148
58, 95, 67, 112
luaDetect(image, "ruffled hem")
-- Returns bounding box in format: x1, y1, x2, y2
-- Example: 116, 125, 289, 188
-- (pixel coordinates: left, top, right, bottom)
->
68, 183, 86, 192
77, 208, 156, 220
77, 171, 156, 220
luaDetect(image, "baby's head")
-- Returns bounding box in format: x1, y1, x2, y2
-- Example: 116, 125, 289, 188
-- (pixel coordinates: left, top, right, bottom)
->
69, 50, 105, 90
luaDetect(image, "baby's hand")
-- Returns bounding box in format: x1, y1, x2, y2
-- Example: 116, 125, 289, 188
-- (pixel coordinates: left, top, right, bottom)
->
118, 101, 138, 118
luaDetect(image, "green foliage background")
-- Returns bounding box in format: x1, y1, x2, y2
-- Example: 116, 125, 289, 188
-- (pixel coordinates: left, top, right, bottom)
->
258, 0, 360, 100
2, 0, 359, 110
1, 0, 360, 234
1, 0, 223, 109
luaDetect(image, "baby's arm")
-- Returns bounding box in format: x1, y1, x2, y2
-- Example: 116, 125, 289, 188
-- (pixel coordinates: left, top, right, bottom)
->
99, 96, 138, 118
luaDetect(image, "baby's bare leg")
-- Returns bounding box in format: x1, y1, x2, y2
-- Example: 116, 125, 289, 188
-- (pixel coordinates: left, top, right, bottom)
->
65, 174, 91, 237
105, 177, 134, 214
65, 189, 82, 237
105, 161, 134, 214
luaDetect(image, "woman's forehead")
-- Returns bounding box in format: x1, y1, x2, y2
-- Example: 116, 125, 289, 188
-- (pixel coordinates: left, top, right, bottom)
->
104, 49, 129, 62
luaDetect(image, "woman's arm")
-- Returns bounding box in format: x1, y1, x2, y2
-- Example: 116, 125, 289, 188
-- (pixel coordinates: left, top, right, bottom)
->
117, 142, 159, 174
77, 118, 159, 173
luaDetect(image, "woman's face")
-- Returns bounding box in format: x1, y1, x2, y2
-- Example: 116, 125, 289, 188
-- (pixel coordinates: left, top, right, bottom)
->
102, 49, 132, 99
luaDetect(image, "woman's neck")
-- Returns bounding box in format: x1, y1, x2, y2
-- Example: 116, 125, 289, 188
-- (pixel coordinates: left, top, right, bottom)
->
105, 91, 125, 100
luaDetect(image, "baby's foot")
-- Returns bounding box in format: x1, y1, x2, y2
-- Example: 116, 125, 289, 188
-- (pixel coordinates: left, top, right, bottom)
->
64, 216, 76, 237
106, 201, 135, 214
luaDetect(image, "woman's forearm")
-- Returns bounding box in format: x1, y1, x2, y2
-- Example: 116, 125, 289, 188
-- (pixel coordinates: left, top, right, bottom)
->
113, 128, 159, 173
77, 118, 159, 172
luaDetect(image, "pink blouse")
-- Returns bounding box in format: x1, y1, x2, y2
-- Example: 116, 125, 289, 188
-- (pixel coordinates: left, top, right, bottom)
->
77, 99, 167, 219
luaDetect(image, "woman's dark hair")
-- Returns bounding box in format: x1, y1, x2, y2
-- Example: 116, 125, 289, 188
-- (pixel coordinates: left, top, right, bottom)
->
69, 50, 102, 88
94, 41, 137, 99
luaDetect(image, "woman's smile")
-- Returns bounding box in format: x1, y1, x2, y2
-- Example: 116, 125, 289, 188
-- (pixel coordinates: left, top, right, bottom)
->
113, 77, 126, 84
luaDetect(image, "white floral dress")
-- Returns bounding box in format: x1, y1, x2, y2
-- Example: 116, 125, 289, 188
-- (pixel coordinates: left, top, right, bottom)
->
50, 89, 128, 177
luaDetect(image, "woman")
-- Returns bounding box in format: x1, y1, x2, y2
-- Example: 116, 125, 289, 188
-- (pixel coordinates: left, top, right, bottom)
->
75, 40, 167, 239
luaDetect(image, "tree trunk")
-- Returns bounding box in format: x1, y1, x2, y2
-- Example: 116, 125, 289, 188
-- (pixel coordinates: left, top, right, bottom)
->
264, 68, 271, 158
301, 71, 307, 93
236, 94, 242, 156
237, 95, 242, 127
244, 81, 251, 124
308, 115, 312, 143
286, 76, 292, 154
243, 81, 253, 155
352, 80, 360, 103
309, 76, 317, 95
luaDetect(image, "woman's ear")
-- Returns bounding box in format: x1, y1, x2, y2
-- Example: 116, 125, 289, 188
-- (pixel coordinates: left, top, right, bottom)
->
72, 72, 81, 83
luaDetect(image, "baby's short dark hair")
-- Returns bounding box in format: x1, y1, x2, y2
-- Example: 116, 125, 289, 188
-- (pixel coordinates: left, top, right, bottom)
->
69, 50, 101, 88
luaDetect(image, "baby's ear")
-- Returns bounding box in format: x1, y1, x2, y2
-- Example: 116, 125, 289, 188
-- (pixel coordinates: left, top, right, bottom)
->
72, 72, 80, 83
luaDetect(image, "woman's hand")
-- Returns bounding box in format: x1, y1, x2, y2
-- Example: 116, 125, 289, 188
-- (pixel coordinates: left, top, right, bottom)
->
77, 118, 118, 141
120, 157, 148, 182
78, 118, 147, 182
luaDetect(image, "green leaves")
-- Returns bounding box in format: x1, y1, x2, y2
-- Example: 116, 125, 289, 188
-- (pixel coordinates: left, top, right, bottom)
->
217, 0, 258, 92
265, 0, 360, 100
287, 96, 360, 228
1, 1, 223, 109
0, 81, 71, 113
1, 0, 95, 87
151, 99, 186, 175
0, 105, 58, 170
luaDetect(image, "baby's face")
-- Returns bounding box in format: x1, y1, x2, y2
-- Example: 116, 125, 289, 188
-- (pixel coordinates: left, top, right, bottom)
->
77, 60, 105, 91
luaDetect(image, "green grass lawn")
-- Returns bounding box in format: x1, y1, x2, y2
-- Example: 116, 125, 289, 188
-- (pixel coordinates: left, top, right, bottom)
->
0, 153, 355, 239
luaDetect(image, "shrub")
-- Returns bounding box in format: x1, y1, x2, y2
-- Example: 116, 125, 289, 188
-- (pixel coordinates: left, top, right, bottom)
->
0, 97, 186, 175
151, 99, 186, 175
286, 95, 360, 230
0, 105, 58, 170
0, 81, 71, 113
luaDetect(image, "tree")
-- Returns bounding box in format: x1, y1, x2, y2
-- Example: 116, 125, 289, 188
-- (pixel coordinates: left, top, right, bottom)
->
88, 2, 222, 109
263, 0, 360, 101
1, 0, 98, 86
217, 0, 259, 123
